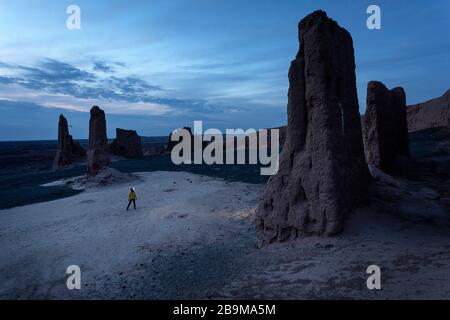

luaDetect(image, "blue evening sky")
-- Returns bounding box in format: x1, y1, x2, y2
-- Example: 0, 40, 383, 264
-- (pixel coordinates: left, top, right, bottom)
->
0, 0, 449, 140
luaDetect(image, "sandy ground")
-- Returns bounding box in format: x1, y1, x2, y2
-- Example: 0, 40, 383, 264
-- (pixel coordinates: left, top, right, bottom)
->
1, 171, 450, 299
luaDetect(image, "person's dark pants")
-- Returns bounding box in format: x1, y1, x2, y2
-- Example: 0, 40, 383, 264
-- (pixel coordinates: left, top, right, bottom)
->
127, 200, 136, 210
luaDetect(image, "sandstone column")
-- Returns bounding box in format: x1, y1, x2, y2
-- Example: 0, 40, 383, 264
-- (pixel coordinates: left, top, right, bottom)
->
87, 106, 110, 176
256, 11, 370, 245
362, 81, 410, 172
53, 114, 85, 169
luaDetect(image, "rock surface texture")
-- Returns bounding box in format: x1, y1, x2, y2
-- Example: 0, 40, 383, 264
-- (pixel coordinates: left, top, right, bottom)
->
110, 128, 143, 158
362, 81, 410, 172
87, 106, 110, 176
256, 11, 370, 245
53, 115, 85, 169
407, 89, 450, 132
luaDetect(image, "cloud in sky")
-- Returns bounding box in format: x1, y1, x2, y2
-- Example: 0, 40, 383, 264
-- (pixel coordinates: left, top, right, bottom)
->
0, 97, 284, 141
0, 0, 448, 140
0, 59, 154, 102
0, 56, 284, 140
92, 61, 115, 73
0, 58, 224, 116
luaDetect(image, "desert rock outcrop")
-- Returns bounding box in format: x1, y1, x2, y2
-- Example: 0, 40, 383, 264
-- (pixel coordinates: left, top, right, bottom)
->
53, 115, 85, 169
362, 81, 410, 172
87, 106, 110, 176
256, 11, 370, 245
407, 89, 450, 132
110, 128, 143, 158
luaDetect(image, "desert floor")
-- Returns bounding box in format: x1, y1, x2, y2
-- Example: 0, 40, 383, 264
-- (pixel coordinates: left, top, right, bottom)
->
1, 171, 450, 299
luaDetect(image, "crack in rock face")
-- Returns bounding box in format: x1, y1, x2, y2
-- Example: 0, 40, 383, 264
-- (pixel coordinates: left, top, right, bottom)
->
256, 10, 370, 245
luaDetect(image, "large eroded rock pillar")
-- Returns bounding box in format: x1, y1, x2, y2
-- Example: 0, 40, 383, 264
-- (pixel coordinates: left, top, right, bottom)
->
256, 11, 370, 245
87, 106, 110, 176
363, 81, 410, 172
53, 114, 85, 169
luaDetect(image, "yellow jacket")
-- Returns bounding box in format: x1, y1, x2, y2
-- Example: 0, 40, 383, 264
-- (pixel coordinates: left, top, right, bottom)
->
128, 191, 137, 201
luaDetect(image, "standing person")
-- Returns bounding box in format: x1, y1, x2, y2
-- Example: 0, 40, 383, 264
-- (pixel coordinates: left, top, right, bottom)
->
127, 187, 137, 210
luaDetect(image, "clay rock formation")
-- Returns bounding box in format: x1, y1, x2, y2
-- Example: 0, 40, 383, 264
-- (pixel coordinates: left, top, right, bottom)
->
53, 115, 85, 169
256, 11, 370, 245
407, 89, 450, 132
87, 106, 110, 176
110, 128, 143, 158
362, 81, 410, 172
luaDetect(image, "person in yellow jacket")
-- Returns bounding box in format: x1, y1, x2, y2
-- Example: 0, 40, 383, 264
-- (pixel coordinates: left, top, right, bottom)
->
127, 187, 137, 210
